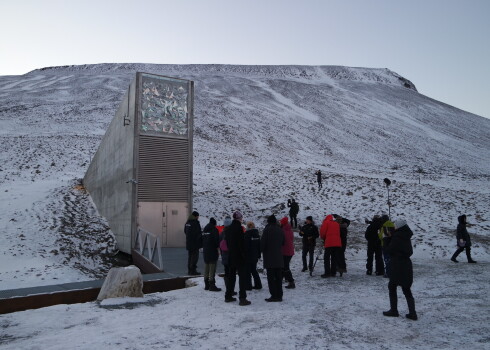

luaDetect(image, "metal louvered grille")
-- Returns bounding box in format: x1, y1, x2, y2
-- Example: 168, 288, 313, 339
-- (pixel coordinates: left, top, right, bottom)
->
138, 135, 189, 202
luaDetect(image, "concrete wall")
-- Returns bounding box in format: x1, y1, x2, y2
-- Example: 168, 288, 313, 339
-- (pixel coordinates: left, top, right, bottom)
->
84, 76, 137, 254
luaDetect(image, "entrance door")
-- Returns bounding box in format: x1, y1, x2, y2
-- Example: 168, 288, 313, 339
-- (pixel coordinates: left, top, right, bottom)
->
138, 202, 188, 247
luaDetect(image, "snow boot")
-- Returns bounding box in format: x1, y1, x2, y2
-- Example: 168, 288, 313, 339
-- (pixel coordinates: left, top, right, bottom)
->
225, 297, 236, 302
204, 278, 209, 290
301, 267, 308, 272
366, 270, 372, 275
285, 281, 296, 289
383, 310, 400, 317
239, 298, 251, 306
208, 281, 222, 292
468, 259, 477, 263
406, 296, 417, 320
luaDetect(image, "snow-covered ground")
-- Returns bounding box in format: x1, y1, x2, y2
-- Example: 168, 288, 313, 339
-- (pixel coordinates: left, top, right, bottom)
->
0, 64, 489, 349
1, 252, 488, 349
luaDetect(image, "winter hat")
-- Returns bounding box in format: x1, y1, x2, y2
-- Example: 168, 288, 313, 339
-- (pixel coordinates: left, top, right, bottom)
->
267, 215, 277, 224
394, 219, 407, 229
192, 211, 199, 217
209, 218, 217, 226
280, 217, 289, 226
223, 216, 232, 227
306, 216, 313, 222
233, 211, 243, 220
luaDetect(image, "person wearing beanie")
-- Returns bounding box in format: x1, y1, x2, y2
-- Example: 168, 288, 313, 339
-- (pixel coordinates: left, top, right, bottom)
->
225, 211, 251, 305
244, 221, 262, 290
184, 210, 202, 275
261, 214, 285, 302
280, 217, 295, 289
450, 214, 477, 264
383, 219, 418, 321
299, 216, 319, 273
202, 218, 222, 292
233, 210, 243, 220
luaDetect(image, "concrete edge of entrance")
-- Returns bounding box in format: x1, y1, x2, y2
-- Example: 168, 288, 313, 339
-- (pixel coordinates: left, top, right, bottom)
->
0, 276, 188, 315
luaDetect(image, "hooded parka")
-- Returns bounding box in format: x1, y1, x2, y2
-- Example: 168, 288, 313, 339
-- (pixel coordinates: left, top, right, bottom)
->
385, 224, 414, 288
319, 215, 341, 248
202, 221, 220, 263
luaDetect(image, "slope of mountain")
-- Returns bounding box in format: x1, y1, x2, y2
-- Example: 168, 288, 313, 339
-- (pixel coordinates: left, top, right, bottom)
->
0, 64, 488, 288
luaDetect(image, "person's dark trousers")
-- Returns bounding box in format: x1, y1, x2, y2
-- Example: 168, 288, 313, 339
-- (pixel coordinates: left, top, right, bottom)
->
335, 247, 346, 272
225, 265, 248, 299
383, 247, 391, 277
367, 241, 384, 274
187, 249, 199, 273
451, 246, 473, 261
223, 264, 230, 293
341, 234, 347, 253
302, 244, 315, 270
366, 241, 375, 272
388, 281, 416, 314
283, 255, 294, 282
289, 214, 298, 229
249, 261, 262, 288
266, 268, 283, 299
323, 247, 337, 276
375, 244, 384, 274
244, 262, 252, 290
225, 265, 236, 299
318, 181, 322, 189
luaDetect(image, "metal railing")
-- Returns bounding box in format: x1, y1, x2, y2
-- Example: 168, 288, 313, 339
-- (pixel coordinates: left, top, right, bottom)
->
134, 227, 163, 271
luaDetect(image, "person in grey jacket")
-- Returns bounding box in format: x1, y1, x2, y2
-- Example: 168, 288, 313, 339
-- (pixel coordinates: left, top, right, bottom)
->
261, 215, 285, 302
451, 214, 477, 263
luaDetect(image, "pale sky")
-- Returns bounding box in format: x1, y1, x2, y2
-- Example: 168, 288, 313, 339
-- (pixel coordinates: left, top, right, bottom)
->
1, 0, 489, 119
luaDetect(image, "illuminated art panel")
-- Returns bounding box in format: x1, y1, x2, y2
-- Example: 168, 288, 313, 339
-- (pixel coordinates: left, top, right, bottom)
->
140, 74, 189, 136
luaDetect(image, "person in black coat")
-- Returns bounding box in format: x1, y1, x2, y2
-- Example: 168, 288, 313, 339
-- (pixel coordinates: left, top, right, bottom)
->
315, 170, 322, 189
383, 219, 418, 321
244, 221, 262, 290
225, 211, 251, 306
365, 215, 384, 276
299, 216, 319, 272
451, 214, 477, 263
202, 218, 221, 292
184, 211, 202, 275
261, 215, 285, 302
287, 199, 299, 228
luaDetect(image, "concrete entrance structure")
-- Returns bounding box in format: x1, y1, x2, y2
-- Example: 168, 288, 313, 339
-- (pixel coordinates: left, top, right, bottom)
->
84, 72, 194, 260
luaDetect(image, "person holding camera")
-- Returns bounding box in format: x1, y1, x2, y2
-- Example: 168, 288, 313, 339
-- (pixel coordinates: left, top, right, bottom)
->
299, 216, 319, 273
287, 199, 299, 229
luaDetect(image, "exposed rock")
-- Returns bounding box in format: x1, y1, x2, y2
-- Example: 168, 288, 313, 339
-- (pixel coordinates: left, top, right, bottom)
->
97, 266, 144, 301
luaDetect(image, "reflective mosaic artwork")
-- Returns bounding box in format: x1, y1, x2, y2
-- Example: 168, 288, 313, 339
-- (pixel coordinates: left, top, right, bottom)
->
140, 74, 189, 136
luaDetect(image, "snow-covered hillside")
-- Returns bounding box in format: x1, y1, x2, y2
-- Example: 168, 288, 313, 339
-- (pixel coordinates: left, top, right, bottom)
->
0, 63, 489, 290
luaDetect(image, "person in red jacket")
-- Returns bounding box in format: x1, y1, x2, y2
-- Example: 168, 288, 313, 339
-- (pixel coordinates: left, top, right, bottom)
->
319, 214, 345, 277
280, 217, 295, 289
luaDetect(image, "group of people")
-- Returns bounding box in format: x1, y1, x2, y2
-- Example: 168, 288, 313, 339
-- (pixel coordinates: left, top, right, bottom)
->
184, 210, 296, 305
185, 206, 478, 320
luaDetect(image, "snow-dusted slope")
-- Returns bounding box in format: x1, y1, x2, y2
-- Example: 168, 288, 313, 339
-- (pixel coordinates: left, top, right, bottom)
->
0, 64, 489, 289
